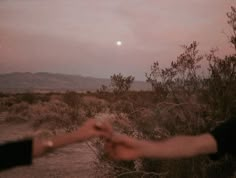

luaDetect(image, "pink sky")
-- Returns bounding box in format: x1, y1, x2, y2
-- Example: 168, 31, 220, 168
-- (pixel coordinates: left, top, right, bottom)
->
0, 0, 235, 80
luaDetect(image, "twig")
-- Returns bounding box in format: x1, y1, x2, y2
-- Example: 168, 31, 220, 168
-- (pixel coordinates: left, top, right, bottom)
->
86, 141, 100, 158
117, 170, 168, 177
127, 107, 147, 116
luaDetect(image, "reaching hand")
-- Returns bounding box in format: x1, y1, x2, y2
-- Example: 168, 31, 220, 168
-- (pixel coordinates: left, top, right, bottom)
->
77, 119, 113, 141
105, 134, 144, 160
33, 119, 113, 158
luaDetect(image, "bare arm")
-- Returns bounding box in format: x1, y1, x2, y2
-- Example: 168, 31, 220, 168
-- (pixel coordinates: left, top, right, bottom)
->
0, 119, 112, 171
141, 134, 217, 159
107, 133, 218, 160
33, 119, 112, 158
33, 130, 87, 157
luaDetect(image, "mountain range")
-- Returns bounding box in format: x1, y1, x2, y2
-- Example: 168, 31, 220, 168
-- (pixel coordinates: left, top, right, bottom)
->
0, 72, 151, 93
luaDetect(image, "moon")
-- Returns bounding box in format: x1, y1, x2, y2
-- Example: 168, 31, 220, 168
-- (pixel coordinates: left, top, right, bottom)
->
116, 41, 122, 46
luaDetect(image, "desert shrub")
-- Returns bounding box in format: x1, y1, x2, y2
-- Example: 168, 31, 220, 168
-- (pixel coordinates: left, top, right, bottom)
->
1, 96, 17, 107
146, 41, 203, 100
110, 73, 135, 94
0, 97, 9, 112
37, 93, 51, 102
110, 100, 135, 114
29, 100, 81, 130
171, 41, 203, 96
227, 6, 236, 52
5, 113, 28, 123
155, 101, 212, 135
130, 108, 158, 138
63, 91, 80, 108
10, 102, 29, 114
80, 96, 109, 118
49, 94, 63, 102
20, 93, 37, 104
97, 84, 109, 95
202, 52, 236, 119
4, 98, 83, 130
145, 61, 169, 100
32, 112, 72, 130
63, 91, 81, 119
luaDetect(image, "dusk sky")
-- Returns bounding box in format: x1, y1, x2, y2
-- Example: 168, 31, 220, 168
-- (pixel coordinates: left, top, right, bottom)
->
0, 0, 235, 81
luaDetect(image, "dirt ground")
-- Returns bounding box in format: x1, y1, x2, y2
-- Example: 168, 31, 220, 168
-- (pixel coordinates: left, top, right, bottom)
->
0, 123, 97, 178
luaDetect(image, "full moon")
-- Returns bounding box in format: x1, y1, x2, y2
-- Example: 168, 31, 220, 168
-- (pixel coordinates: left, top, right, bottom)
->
116, 41, 122, 46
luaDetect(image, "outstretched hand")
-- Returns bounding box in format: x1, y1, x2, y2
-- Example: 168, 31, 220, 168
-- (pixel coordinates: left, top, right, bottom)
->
105, 134, 144, 160
79, 119, 146, 160
77, 119, 113, 141
33, 119, 113, 158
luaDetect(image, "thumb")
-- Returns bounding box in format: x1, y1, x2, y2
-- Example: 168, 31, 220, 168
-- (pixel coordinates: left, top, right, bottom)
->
95, 120, 113, 138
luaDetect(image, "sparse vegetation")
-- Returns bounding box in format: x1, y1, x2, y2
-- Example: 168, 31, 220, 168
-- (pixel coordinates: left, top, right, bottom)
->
110, 73, 135, 94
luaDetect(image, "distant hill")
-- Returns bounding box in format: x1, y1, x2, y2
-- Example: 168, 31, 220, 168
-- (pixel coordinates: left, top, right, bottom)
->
0, 72, 151, 93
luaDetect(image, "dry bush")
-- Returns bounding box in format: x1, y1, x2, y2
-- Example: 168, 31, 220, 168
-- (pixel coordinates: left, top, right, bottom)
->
110, 73, 135, 94
202, 52, 236, 119
30, 100, 75, 129
63, 91, 80, 108
0, 96, 17, 109
146, 41, 203, 100
4, 98, 83, 131
49, 94, 64, 103
80, 95, 109, 118
63, 91, 81, 119
9, 102, 30, 114
19, 93, 37, 104
110, 100, 135, 115
0, 97, 11, 112
154, 101, 211, 135
3, 101, 29, 123
5, 113, 28, 123
82, 96, 108, 106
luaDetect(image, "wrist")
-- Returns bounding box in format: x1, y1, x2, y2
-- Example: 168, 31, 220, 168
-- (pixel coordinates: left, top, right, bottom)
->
139, 141, 157, 158
74, 128, 90, 141
33, 139, 54, 157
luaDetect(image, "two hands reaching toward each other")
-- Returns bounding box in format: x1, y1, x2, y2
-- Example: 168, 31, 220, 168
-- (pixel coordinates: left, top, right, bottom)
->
3, 117, 233, 171
77, 119, 147, 160
33, 118, 147, 160
75, 119, 218, 161
32, 118, 220, 161
68, 119, 218, 161
1, 117, 234, 172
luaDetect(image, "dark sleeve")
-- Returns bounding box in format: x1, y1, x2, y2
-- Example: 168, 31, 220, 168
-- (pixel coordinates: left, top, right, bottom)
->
0, 138, 33, 171
209, 119, 236, 160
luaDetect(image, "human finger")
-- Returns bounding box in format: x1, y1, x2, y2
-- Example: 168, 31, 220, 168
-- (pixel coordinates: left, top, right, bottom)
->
95, 120, 113, 139
111, 134, 136, 146
104, 142, 118, 159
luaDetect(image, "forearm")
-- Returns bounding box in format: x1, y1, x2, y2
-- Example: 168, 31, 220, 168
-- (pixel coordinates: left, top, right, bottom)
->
139, 134, 217, 159
33, 129, 87, 158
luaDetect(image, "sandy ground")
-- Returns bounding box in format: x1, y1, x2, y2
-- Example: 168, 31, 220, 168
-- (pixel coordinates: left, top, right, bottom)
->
0, 123, 98, 178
